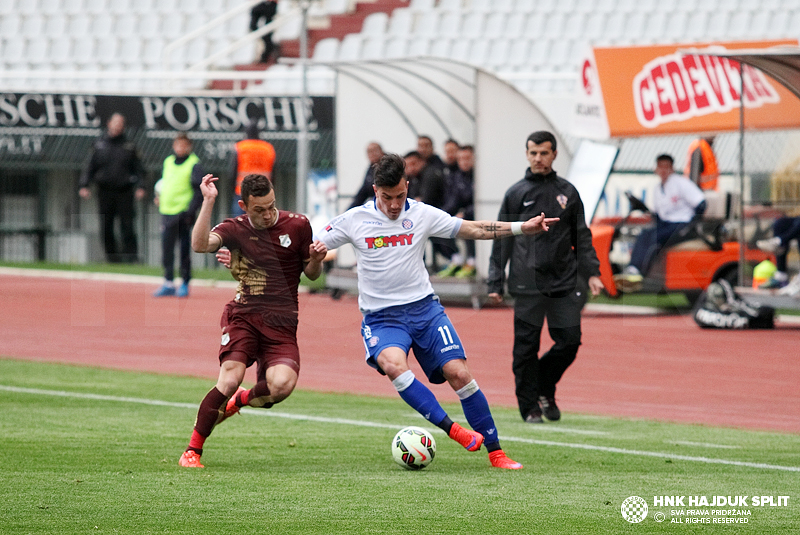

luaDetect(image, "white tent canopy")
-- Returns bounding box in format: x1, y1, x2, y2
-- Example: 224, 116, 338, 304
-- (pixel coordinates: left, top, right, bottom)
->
330, 58, 571, 273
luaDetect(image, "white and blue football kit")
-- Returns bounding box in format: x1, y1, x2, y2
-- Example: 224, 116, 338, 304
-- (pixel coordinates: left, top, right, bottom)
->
318, 199, 505, 454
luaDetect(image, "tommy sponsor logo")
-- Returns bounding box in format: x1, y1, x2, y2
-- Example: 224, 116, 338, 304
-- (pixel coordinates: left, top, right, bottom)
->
633, 51, 780, 128
365, 233, 414, 249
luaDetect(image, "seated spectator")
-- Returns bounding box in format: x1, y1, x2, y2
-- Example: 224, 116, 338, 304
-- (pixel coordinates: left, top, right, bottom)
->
417, 135, 445, 171
349, 142, 384, 209
616, 154, 706, 291
438, 145, 477, 278
442, 138, 460, 177
757, 216, 800, 290
404, 150, 456, 270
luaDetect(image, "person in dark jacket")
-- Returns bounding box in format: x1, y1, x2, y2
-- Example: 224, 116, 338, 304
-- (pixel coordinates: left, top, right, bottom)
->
439, 144, 476, 278
348, 142, 384, 209
79, 113, 146, 263
250, 0, 278, 63
487, 130, 604, 424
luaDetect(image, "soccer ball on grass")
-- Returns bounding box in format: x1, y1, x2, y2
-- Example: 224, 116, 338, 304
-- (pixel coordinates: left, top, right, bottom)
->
391, 426, 436, 470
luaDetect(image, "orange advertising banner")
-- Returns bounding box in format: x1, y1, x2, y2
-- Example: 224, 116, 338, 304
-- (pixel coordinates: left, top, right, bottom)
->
574, 40, 800, 139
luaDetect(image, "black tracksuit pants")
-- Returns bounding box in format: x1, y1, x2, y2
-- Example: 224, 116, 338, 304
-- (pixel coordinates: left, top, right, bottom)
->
512, 291, 586, 420
97, 186, 137, 263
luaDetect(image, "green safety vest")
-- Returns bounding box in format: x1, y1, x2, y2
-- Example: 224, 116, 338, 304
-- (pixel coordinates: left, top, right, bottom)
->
158, 153, 199, 215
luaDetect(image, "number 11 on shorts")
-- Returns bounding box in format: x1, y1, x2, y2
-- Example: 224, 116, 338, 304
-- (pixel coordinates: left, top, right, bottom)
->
438, 325, 454, 345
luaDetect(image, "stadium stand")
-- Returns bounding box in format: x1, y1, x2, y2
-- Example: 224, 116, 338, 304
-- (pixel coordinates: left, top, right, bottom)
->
4, 0, 800, 96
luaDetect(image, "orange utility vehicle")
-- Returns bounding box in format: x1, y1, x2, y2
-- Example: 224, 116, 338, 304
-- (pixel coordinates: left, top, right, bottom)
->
590, 191, 774, 303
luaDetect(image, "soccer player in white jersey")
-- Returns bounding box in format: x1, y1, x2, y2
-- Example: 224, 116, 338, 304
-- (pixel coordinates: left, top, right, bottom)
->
312, 153, 558, 469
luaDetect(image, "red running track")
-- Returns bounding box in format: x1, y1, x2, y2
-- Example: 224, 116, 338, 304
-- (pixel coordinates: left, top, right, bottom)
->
1, 275, 798, 433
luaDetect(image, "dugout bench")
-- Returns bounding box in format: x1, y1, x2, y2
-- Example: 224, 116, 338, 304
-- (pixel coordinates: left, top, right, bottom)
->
326, 268, 488, 310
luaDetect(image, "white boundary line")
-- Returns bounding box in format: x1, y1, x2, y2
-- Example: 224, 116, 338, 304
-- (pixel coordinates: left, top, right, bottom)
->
3, 384, 799, 473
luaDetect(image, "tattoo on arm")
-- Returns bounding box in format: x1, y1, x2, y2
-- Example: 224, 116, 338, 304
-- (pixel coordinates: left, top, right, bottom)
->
483, 222, 502, 239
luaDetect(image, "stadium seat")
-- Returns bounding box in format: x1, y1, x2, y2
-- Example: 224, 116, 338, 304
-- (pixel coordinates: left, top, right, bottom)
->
413, 11, 440, 38
338, 34, 363, 62
44, 13, 67, 36
506, 39, 532, 69
583, 12, 606, 41
461, 12, 485, 39
705, 10, 730, 39
96, 36, 120, 66
20, 14, 45, 36
50, 35, 72, 64
139, 13, 165, 38
602, 11, 625, 43
438, 11, 461, 39
142, 38, 165, 67
408, 0, 434, 12
527, 39, 551, 70
482, 13, 507, 39
71, 36, 95, 66
89, 12, 114, 37
275, 13, 302, 41
684, 11, 709, 41
0, 0, 16, 15
387, 8, 413, 37
429, 37, 452, 58
324, 0, 353, 16
26, 37, 49, 67
727, 9, 751, 38
84, 0, 106, 14
119, 36, 143, 65
563, 12, 587, 40
765, 10, 789, 36
486, 39, 510, 70
468, 39, 491, 67
504, 13, 526, 38
312, 38, 340, 62
177, 0, 201, 11
408, 37, 431, 57
361, 36, 386, 61
553, 0, 577, 13
306, 65, 335, 95
642, 11, 667, 41
437, 0, 462, 11
449, 39, 470, 63
61, 0, 83, 14
114, 14, 138, 37
384, 37, 410, 59
523, 13, 545, 39
361, 12, 388, 36
664, 11, 688, 42
542, 12, 566, 39
201, 0, 223, 11
513, 0, 540, 12
18, 0, 38, 14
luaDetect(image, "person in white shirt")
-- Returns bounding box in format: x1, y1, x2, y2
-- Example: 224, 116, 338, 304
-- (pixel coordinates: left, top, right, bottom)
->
622, 154, 706, 284
313, 153, 557, 469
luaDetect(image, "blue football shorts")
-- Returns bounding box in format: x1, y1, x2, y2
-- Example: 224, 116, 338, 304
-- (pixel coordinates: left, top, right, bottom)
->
361, 295, 466, 384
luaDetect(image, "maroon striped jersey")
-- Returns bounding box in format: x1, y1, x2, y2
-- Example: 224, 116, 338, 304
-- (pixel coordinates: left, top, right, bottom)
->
211, 211, 313, 313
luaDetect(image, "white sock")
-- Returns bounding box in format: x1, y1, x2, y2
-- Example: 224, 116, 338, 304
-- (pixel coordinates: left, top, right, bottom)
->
391, 370, 415, 393
455, 380, 479, 400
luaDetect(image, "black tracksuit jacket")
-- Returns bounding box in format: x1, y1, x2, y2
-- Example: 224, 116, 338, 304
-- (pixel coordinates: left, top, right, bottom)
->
488, 169, 601, 297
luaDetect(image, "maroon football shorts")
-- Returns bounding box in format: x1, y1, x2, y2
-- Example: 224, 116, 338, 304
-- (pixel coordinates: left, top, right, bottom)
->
218, 303, 300, 379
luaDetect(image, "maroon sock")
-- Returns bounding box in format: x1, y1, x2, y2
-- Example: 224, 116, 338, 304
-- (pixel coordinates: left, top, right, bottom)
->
241, 381, 274, 409
191, 387, 228, 443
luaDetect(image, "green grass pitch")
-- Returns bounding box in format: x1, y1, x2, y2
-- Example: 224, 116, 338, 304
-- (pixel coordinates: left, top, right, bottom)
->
0, 359, 798, 534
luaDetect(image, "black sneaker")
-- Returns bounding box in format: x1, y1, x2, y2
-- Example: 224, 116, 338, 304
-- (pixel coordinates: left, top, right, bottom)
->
525, 408, 544, 424
538, 396, 561, 421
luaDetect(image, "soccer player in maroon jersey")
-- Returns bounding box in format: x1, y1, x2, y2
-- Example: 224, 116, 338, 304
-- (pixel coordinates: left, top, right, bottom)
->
179, 173, 327, 468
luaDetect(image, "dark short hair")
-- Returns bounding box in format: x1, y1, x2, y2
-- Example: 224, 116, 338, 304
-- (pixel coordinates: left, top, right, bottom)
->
526, 131, 557, 151
404, 150, 422, 160
458, 144, 474, 153
418, 135, 432, 143
245, 120, 260, 139
240, 173, 273, 205
444, 138, 459, 146
656, 153, 674, 165
374, 153, 406, 188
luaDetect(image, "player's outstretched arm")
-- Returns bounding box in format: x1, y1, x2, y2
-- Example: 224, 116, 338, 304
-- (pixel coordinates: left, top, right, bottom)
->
191, 174, 222, 253
303, 240, 328, 281
457, 212, 559, 240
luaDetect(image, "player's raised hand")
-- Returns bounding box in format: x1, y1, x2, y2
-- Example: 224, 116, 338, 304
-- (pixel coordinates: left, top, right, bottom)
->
309, 240, 328, 262
200, 174, 219, 200
216, 247, 232, 269
522, 212, 559, 235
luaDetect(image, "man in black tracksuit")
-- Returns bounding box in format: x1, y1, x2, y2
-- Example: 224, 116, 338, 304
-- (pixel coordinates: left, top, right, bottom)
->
488, 131, 604, 423
79, 113, 146, 263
